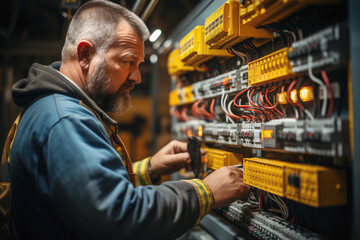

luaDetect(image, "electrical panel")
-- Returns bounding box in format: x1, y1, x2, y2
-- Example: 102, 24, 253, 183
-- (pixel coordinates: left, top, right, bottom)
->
167, 0, 353, 238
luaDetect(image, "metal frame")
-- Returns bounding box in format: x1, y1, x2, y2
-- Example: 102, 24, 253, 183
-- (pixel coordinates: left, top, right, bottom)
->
349, 0, 360, 239
161, 0, 360, 238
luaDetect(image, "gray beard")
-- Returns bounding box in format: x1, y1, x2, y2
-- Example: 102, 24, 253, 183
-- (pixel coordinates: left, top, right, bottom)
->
87, 60, 132, 115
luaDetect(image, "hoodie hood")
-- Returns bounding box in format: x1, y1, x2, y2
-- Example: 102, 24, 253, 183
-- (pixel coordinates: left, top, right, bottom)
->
12, 62, 117, 125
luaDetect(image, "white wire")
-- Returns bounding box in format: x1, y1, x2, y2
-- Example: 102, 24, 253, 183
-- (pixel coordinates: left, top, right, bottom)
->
221, 90, 235, 124
304, 109, 315, 120
297, 27, 303, 40
231, 48, 249, 65
247, 89, 251, 106
268, 193, 286, 219
308, 55, 328, 118
225, 95, 235, 124
275, 195, 289, 219
294, 107, 299, 119
283, 30, 296, 42
268, 193, 289, 220
220, 90, 227, 114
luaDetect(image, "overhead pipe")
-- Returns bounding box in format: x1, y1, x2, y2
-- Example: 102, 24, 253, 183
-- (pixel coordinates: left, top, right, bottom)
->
141, 0, 159, 22
132, 0, 147, 15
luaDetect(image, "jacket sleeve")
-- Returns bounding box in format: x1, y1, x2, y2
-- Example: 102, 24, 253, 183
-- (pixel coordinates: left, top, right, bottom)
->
41, 112, 214, 240
132, 157, 153, 185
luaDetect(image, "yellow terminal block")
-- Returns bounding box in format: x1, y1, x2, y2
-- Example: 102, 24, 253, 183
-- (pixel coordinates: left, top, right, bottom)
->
180, 25, 233, 66
243, 157, 347, 207
243, 157, 285, 196
205, 0, 273, 49
248, 47, 294, 86
180, 26, 210, 65
169, 89, 181, 106
240, 0, 340, 28
182, 85, 194, 104
168, 85, 195, 107
204, 147, 243, 170
285, 163, 347, 207
167, 49, 194, 76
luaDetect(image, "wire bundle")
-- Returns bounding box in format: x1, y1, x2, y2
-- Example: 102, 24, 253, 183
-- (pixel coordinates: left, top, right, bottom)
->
228, 38, 263, 66
190, 99, 217, 120
226, 85, 286, 122
307, 55, 334, 118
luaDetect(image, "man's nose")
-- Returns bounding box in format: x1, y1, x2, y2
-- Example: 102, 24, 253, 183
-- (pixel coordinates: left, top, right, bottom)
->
129, 68, 141, 84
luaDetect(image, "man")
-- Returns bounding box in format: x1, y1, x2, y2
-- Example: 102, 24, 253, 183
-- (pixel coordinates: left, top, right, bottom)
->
8, 0, 250, 239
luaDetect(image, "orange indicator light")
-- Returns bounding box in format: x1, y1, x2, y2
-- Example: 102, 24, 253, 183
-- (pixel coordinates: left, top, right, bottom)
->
261, 129, 274, 141
187, 128, 193, 137
198, 125, 203, 137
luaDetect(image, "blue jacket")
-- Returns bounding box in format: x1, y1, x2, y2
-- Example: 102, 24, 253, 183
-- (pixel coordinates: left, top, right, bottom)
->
9, 62, 213, 240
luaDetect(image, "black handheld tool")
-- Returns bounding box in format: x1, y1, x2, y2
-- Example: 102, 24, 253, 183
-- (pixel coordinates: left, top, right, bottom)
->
187, 136, 202, 178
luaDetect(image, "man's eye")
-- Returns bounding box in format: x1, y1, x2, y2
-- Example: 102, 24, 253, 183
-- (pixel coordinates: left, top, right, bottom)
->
125, 61, 134, 65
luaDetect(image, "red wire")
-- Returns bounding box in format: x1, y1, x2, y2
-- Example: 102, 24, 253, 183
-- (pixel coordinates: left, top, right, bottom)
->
287, 79, 304, 110
199, 100, 213, 119
249, 88, 257, 106
285, 81, 296, 107
265, 86, 285, 118
260, 91, 279, 110
234, 86, 252, 107
245, 88, 270, 121
257, 89, 278, 120
191, 100, 202, 119
259, 190, 262, 213
210, 98, 217, 120
259, 91, 269, 107
321, 70, 334, 118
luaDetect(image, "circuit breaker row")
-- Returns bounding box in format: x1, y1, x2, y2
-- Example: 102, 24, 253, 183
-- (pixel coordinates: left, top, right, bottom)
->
217, 201, 326, 240
173, 118, 348, 159
169, 66, 249, 106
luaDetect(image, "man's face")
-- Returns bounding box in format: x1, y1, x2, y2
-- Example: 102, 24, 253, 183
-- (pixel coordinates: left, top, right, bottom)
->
87, 20, 144, 115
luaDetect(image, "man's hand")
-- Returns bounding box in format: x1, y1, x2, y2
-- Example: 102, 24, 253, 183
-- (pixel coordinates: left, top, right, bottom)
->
203, 166, 250, 208
150, 140, 205, 176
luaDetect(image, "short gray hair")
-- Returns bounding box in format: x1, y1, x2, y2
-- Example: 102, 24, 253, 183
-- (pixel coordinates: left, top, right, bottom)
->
61, 0, 149, 61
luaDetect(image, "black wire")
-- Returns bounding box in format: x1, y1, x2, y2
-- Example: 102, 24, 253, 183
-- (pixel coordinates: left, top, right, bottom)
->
233, 40, 254, 62
254, 89, 273, 121
248, 39, 263, 58
249, 89, 269, 121
243, 39, 257, 60
257, 88, 279, 120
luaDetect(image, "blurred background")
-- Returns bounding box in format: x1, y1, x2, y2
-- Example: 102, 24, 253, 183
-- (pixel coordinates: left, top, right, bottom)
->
0, 0, 200, 160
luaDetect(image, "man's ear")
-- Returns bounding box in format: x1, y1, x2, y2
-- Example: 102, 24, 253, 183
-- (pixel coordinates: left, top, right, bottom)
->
77, 40, 95, 72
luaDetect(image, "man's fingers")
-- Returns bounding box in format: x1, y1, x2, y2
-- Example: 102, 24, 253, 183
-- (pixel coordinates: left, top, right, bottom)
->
168, 152, 190, 164
171, 140, 188, 153
170, 141, 207, 160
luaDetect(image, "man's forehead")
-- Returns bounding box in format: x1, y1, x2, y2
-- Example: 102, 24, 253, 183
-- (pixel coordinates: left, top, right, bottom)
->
116, 20, 142, 41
